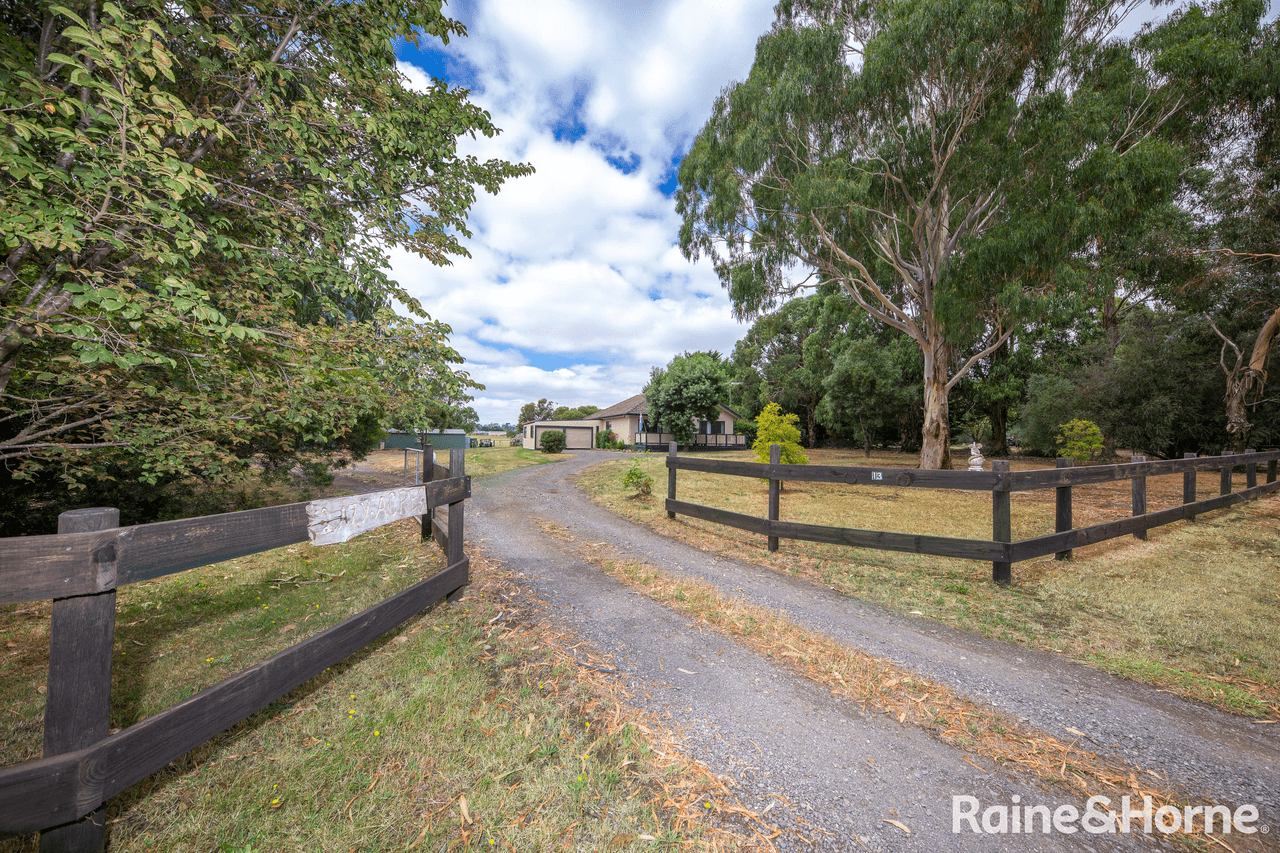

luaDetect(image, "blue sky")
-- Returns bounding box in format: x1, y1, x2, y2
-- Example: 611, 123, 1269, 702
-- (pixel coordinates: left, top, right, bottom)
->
387, 0, 778, 424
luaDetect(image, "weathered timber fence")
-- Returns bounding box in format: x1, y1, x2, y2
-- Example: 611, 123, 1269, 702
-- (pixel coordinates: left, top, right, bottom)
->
664, 443, 1280, 585
0, 446, 469, 849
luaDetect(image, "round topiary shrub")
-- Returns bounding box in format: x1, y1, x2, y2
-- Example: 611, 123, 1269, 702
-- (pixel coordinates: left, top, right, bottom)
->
539, 430, 567, 454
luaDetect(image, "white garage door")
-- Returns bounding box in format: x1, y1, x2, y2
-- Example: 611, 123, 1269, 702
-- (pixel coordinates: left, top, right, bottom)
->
563, 427, 593, 449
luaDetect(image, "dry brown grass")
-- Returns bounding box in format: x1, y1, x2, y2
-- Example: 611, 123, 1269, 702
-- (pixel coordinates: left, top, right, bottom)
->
0, 522, 774, 852
582, 450, 1280, 719
541, 520, 1276, 852
360, 446, 574, 482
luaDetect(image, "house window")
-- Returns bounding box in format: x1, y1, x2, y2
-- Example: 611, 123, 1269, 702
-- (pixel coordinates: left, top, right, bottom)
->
710, 420, 725, 435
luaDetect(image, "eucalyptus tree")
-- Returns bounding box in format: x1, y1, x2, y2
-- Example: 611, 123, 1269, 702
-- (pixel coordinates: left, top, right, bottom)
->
1142, 1, 1279, 450
0, 1, 530, 484
733, 293, 855, 446
678, 0, 1187, 467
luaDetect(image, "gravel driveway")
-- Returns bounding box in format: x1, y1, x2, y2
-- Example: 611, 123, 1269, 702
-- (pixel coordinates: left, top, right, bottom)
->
451, 452, 1277, 851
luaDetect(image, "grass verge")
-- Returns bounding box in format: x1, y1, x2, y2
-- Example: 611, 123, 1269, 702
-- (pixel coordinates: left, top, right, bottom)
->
541, 521, 1273, 852
361, 446, 569, 482
0, 519, 763, 852
581, 451, 1280, 719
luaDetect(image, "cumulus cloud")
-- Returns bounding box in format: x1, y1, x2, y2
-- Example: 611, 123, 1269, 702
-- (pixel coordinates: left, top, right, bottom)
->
388, 0, 775, 423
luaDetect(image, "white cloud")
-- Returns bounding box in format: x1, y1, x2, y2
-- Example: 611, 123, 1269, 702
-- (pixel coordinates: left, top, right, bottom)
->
390, 0, 776, 423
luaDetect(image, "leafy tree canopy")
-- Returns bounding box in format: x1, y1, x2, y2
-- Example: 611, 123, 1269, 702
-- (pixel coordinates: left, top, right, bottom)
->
0, 1, 531, 489
678, 0, 1190, 467
644, 352, 729, 445
517, 399, 558, 429
752, 402, 808, 465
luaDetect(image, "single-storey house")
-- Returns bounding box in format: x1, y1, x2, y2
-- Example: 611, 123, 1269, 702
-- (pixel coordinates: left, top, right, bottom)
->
521, 394, 742, 450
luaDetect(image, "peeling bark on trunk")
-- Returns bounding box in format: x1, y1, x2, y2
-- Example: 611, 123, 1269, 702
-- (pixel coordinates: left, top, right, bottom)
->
920, 341, 952, 470
1215, 306, 1280, 454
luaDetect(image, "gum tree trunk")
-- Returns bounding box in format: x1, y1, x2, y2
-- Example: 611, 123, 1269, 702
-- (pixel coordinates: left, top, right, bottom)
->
919, 340, 952, 470
1217, 306, 1279, 453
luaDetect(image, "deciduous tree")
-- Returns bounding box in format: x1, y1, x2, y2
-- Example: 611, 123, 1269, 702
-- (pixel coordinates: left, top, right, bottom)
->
0, 1, 530, 485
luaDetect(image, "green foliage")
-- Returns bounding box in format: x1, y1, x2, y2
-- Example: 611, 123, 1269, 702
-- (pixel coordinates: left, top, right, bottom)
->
732, 293, 857, 447
0, 1, 531, 490
552, 404, 600, 420
381, 316, 483, 452
752, 403, 808, 465
1056, 420, 1105, 464
518, 399, 558, 429
644, 352, 729, 445
678, 0, 1193, 467
818, 325, 920, 456
539, 430, 567, 454
596, 429, 625, 450
621, 461, 653, 497
1017, 375, 1080, 457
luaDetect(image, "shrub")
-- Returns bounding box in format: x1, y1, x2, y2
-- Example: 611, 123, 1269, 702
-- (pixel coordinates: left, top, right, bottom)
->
752, 403, 808, 465
1056, 419, 1104, 464
621, 461, 653, 497
596, 429, 625, 450
539, 430, 566, 454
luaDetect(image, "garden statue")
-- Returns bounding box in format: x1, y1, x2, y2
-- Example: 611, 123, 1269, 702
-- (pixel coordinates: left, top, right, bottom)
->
967, 441, 985, 472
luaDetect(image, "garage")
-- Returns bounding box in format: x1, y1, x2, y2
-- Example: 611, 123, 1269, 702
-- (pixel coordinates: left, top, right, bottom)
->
562, 426, 594, 449
533, 424, 595, 450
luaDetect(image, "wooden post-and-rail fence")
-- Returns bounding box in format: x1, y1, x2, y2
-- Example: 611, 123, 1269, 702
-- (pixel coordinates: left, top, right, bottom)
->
0, 445, 470, 850
664, 443, 1280, 585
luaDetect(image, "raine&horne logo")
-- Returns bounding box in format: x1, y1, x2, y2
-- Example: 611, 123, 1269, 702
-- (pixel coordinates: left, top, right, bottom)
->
952, 795, 1267, 836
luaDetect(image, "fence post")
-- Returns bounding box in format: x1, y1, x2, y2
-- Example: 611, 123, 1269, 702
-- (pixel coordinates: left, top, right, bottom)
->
1183, 452, 1197, 522
768, 444, 781, 553
41, 507, 119, 853
420, 443, 434, 543
1269, 456, 1278, 484
1054, 458, 1073, 560
1220, 450, 1233, 495
992, 461, 1011, 585
1130, 455, 1147, 540
1245, 449, 1257, 490
667, 442, 677, 519
447, 448, 465, 567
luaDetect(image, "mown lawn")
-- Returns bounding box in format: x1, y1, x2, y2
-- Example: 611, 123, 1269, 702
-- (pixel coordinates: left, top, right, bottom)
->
584, 449, 1280, 719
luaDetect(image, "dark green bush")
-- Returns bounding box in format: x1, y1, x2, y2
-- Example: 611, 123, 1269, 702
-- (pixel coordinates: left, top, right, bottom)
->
539, 430, 567, 454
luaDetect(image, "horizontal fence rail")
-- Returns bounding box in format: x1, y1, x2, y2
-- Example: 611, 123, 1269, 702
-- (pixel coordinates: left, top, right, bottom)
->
662, 443, 1280, 585
0, 476, 470, 606
0, 445, 470, 847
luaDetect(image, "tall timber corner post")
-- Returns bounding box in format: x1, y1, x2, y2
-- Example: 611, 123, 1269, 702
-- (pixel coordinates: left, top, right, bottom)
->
667, 442, 677, 520
992, 460, 1012, 585
42, 508, 119, 853
446, 447, 468, 602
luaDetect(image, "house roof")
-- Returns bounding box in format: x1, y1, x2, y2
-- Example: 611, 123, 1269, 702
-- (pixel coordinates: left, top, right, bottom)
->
590, 394, 648, 420
590, 393, 741, 422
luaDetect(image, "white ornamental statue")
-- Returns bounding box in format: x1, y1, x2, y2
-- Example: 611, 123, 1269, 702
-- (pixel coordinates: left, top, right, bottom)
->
967, 441, 985, 472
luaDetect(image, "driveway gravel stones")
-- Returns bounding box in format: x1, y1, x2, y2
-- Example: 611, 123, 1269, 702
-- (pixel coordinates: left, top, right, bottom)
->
340, 451, 1277, 851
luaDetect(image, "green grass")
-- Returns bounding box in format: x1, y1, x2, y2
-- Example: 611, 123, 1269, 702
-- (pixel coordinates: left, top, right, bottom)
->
583, 450, 1280, 718
363, 445, 568, 482
0, 520, 719, 851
